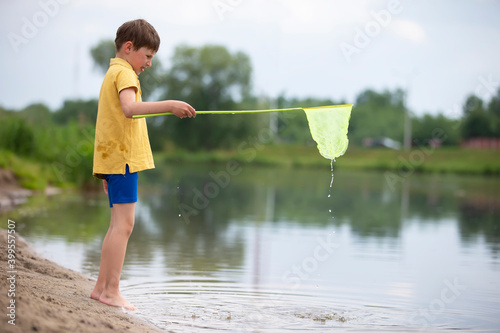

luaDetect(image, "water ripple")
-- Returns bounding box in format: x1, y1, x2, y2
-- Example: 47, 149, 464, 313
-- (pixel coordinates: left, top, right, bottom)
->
120, 276, 463, 332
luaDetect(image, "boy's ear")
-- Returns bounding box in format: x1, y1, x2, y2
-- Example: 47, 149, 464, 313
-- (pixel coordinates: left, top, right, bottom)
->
123, 41, 134, 54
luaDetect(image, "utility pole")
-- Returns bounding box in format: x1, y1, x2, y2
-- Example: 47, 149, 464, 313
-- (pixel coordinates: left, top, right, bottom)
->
393, 68, 417, 151
269, 97, 278, 139
403, 89, 412, 151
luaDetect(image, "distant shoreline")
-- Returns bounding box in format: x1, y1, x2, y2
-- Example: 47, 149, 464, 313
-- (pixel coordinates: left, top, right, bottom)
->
0, 229, 163, 333
158, 146, 500, 176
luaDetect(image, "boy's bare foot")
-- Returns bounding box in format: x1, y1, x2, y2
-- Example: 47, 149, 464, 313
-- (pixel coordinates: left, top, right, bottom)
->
99, 292, 137, 311
90, 288, 102, 301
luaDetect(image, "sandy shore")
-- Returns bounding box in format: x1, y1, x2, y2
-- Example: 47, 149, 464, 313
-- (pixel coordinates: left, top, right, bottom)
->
0, 229, 163, 333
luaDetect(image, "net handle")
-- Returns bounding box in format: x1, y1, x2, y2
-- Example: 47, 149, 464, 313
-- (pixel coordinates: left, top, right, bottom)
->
132, 104, 353, 118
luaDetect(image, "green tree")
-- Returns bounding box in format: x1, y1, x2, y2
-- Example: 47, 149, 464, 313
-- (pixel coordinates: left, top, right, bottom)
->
348, 89, 406, 145
487, 88, 500, 136
461, 95, 491, 139
162, 44, 251, 110
53, 99, 98, 125
16, 103, 52, 127
412, 113, 460, 146
89, 40, 116, 73
159, 44, 260, 150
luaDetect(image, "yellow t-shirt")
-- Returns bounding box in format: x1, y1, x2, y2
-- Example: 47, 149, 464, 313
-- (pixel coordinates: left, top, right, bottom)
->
93, 58, 154, 178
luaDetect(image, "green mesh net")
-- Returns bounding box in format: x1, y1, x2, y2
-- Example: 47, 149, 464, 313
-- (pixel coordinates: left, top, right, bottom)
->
303, 105, 352, 160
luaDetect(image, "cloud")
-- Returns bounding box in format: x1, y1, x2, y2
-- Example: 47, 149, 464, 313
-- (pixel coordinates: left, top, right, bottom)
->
276, 0, 386, 35
391, 19, 426, 43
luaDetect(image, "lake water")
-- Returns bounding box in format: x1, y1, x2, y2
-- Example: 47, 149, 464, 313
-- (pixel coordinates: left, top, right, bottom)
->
5, 160, 500, 332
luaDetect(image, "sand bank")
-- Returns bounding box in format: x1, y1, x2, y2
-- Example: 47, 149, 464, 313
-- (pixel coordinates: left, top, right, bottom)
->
0, 229, 162, 333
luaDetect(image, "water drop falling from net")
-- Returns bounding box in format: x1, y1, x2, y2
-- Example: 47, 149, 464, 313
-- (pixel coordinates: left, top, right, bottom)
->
330, 159, 335, 188
328, 159, 336, 218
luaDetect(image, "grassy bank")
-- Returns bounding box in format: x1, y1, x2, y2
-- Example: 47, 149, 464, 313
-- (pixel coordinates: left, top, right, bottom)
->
159, 145, 500, 176
0, 148, 93, 190
0, 150, 62, 190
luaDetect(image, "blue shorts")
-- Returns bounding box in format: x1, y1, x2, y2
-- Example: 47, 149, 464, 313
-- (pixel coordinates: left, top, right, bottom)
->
104, 165, 138, 207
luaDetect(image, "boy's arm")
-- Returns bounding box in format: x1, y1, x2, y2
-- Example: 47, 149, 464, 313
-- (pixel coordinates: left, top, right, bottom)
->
119, 87, 196, 119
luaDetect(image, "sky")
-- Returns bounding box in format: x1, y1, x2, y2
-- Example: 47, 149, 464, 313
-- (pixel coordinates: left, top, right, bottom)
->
1, 0, 499, 118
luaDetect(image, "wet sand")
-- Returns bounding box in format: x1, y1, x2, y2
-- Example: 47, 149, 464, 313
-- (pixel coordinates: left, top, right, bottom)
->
0, 229, 162, 333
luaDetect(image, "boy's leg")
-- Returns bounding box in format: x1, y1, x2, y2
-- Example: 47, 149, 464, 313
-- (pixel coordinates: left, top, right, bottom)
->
90, 226, 111, 300
91, 202, 136, 310
90, 206, 121, 300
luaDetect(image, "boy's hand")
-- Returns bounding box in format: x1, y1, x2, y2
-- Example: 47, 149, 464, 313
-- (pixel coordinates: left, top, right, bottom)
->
102, 179, 108, 195
168, 100, 196, 119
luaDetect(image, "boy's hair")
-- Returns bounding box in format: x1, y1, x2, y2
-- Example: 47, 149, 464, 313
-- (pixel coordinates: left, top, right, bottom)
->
115, 19, 160, 53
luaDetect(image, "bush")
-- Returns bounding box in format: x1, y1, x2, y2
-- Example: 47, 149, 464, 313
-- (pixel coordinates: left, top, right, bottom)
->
0, 116, 35, 155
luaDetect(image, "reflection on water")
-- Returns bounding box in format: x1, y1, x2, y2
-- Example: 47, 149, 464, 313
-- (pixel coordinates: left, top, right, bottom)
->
5, 162, 500, 332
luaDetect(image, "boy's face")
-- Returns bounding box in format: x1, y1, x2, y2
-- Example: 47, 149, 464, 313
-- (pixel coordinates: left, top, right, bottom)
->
128, 46, 156, 75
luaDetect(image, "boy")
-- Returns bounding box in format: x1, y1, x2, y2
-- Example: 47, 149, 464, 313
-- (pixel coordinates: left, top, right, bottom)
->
91, 19, 196, 310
